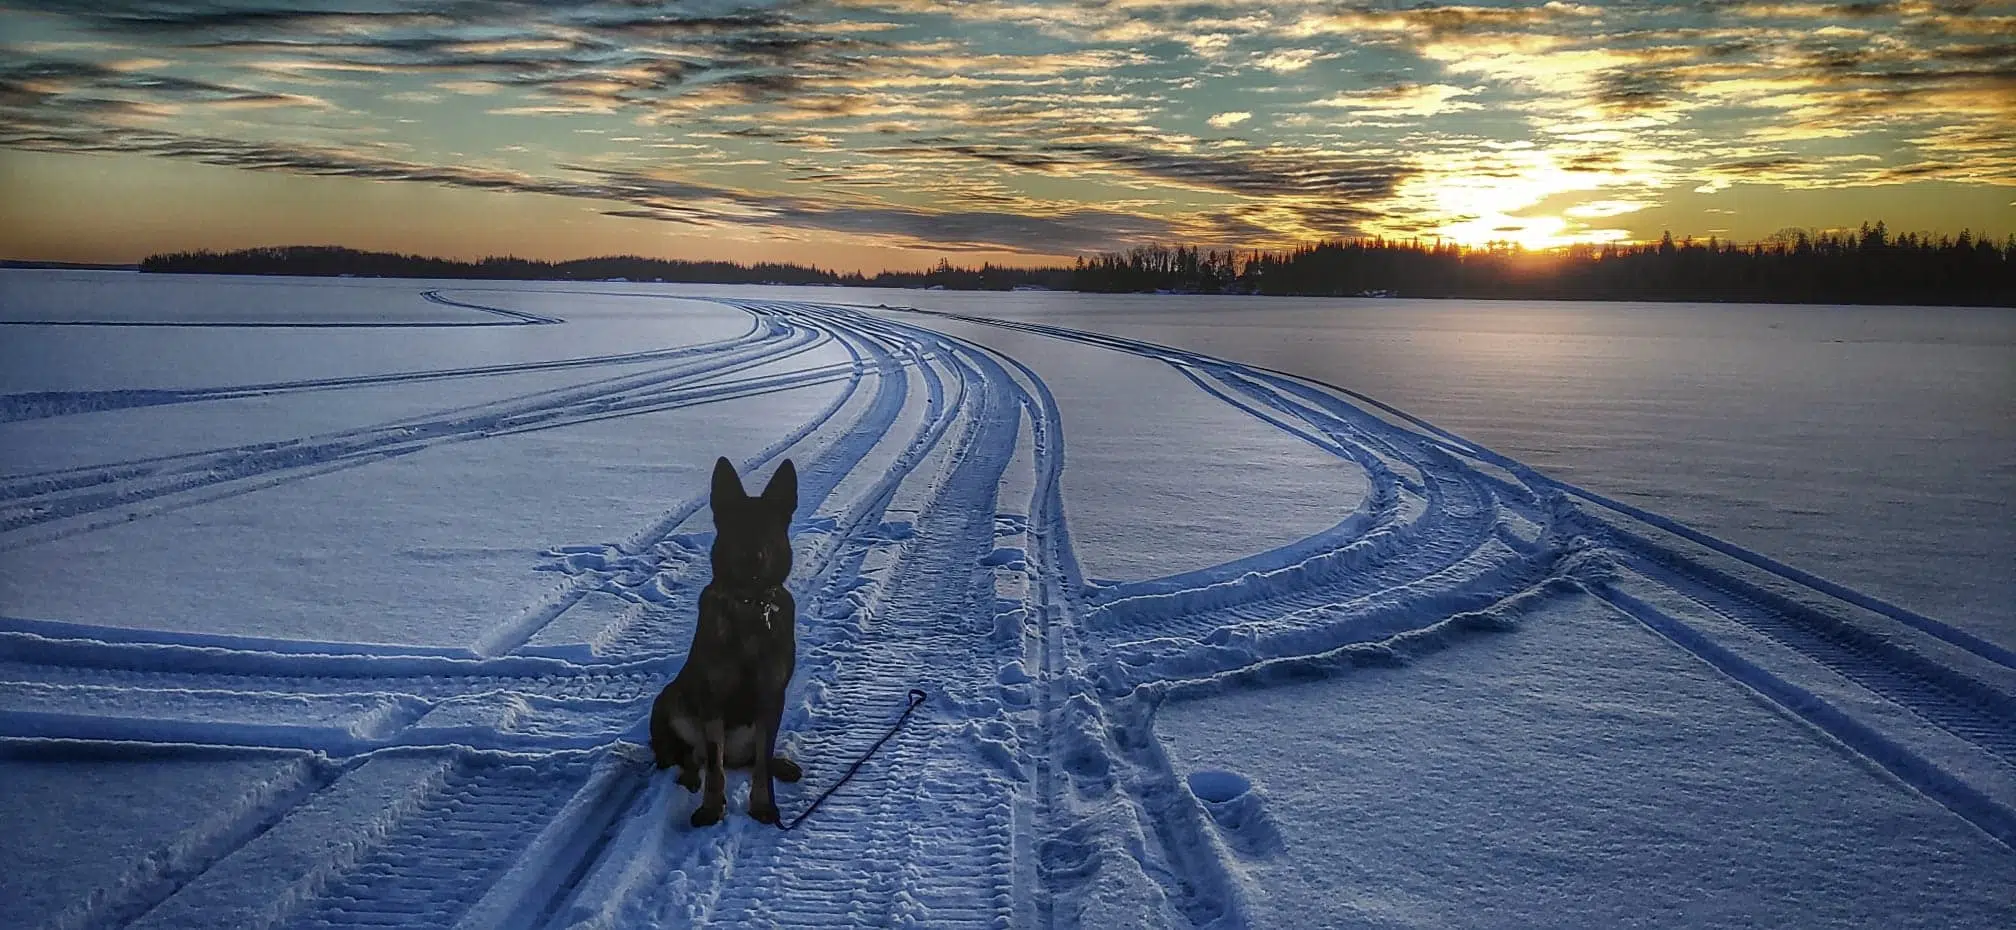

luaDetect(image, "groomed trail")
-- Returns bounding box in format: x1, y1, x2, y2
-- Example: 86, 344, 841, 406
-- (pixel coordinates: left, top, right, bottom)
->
3, 291, 2012, 930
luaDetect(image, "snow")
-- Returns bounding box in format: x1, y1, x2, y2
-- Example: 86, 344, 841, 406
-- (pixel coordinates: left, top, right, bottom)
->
905, 315, 1369, 584
0, 273, 486, 326
1157, 588, 2013, 929
0, 746, 326, 930
1, 270, 2010, 930
0, 278, 754, 392
880, 291, 2016, 652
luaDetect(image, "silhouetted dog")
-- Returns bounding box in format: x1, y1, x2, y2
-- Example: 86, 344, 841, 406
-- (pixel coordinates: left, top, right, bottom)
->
649, 456, 802, 826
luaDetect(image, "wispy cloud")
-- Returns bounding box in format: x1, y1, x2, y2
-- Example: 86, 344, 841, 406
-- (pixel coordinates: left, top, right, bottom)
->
0, 113, 1182, 253
2, 0, 2011, 259
0, 51, 334, 120
1314, 83, 1485, 117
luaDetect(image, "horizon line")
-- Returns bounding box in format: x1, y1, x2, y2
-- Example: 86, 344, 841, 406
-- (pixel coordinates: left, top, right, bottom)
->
17, 220, 2013, 277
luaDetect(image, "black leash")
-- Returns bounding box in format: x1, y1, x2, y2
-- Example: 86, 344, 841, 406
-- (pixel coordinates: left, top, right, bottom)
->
779, 688, 928, 831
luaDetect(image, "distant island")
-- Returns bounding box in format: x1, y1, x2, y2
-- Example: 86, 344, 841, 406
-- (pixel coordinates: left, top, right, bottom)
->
125, 222, 2015, 306
2, 259, 142, 271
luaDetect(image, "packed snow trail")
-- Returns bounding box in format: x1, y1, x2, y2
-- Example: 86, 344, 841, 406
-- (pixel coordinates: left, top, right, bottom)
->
2, 290, 2012, 930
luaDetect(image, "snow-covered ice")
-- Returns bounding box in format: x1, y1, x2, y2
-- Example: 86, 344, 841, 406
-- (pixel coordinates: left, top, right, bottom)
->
1, 271, 2010, 929
886, 292, 2016, 652
1158, 590, 2012, 929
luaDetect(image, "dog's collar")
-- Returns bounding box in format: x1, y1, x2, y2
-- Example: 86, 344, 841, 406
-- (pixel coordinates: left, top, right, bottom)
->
721, 583, 787, 630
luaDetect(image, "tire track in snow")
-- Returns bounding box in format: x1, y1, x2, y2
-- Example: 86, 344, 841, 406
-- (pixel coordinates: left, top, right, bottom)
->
0, 298, 899, 670
0, 306, 757, 424
524, 302, 971, 927
544, 306, 1019, 929
1615, 542, 2016, 768
268, 753, 598, 930
1085, 441, 1507, 651
871, 307, 1532, 671
0, 320, 837, 543
12, 290, 2015, 929
482, 297, 965, 662
1594, 585, 2016, 850
117, 747, 625, 930
0, 301, 939, 930
0, 313, 770, 488
2, 361, 868, 553
886, 308, 1563, 709
0, 741, 340, 930
0, 287, 563, 330
0, 642, 669, 702
449, 294, 977, 918
1, 331, 817, 517
696, 335, 1024, 929
867, 301, 2016, 912
0, 321, 903, 764
542, 303, 930, 663
993, 344, 1202, 930
0, 302, 872, 718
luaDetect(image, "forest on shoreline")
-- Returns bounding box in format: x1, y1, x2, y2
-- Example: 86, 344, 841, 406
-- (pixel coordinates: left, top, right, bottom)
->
133, 222, 2016, 306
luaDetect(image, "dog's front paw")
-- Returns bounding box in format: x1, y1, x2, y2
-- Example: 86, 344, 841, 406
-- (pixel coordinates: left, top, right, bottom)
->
690, 803, 724, 828
676, 768, 701, 793
771, 756, 802, 783
748, 798, 780, 825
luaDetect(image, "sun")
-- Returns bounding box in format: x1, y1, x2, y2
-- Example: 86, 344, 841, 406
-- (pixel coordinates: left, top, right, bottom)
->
1430, 213, 1640, 251
1436, 214, 1571, 250
1398, 151, 1652, 251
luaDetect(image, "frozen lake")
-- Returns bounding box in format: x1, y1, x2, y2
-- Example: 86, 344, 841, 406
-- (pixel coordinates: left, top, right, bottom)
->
875, 289, 2016, 652
2, 271, 2009, 930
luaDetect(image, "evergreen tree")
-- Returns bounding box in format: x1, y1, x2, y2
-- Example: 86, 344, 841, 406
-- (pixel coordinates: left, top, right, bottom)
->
139, 224, 2016, 306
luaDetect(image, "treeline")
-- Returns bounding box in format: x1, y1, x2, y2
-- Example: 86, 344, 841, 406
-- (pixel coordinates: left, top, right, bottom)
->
870, 258, 1074, 291
1072, 224, 2016, 305
138, 223, 2016, 305
1, 259, 141, 270
138, 246, 1071, 290
143, 246, 849, 285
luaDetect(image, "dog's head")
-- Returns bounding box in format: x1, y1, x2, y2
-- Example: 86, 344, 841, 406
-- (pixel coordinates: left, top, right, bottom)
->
708, 456, 796, 591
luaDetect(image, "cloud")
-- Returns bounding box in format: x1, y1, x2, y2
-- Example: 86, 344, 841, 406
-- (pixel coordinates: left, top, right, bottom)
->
1285, 2, 1602, 40
4, 0, 2013, 256
579, 166, 1189, 252
0, 53, 332, 113
850, 133, 1409, 239
0, 113, 1184, 253
14, 1, 452, 34
1065, 141, 1407, 201
1252, 48, 1320, 73
1594, 67, 1686, 111
1562, 198, 1651, 218
8, 1, 887, 119
872, 136, 1410, 203
1313, 83, 1485, 117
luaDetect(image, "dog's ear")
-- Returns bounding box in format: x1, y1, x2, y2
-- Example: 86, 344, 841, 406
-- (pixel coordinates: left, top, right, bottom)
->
760, 458, 797, 517
711, 456, 747, 509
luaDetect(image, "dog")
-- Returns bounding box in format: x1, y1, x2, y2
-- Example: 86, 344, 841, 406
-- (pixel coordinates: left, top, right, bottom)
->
649, 456, 803, 826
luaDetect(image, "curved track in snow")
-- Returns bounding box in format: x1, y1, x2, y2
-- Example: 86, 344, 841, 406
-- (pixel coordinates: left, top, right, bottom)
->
3, 291, 2011, 930
0, 288, 562, 330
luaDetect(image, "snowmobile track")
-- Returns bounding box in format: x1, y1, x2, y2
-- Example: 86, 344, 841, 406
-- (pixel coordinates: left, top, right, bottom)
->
7, 292, 2012, 930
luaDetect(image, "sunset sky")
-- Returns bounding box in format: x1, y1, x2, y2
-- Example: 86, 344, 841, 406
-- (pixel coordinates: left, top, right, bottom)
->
1, 0, 2011, 271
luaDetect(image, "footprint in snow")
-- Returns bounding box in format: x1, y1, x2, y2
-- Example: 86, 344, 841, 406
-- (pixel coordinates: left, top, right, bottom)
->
1187, 769, 1285, 859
